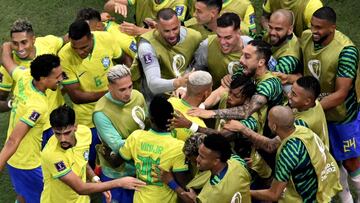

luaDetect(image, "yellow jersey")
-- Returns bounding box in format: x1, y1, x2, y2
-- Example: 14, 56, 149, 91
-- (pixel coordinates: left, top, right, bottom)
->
168, 97, 206, 141
119, 129, 188, 203
7, 67, 49, 169
59, 31, 123, 127
40, 125, 92, 203
104, 20, 137, 58
0, 35, 64, 129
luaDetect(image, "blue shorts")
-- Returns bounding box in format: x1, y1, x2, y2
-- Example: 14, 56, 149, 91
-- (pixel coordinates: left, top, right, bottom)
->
328, 112, 360, 161
7, 164, 43, 203
42, 127, 54, 150
100, 172, 134, 203
89, 127, 101, 169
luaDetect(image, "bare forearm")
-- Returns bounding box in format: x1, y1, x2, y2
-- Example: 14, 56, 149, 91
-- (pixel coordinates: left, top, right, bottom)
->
104, 0, 128, 13
67, 90, 106, 104
1, 42, 17, 72
320, 92, 347, 111
76, 181, 119, 195
86, 164, 96, 182
0, 139, 20, 170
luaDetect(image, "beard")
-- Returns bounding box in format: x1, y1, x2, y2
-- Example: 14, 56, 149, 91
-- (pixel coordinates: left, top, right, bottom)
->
243, 67, 256, 77
312, 33, 329, 45
271, 34, 290, 47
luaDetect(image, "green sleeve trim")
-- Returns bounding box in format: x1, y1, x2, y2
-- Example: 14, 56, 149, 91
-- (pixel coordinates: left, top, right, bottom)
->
172, 167, 189, 172
0, 83, 12, 88
53, 168, 72, 179
20, 118, 35, 127
62, 79, 79, 85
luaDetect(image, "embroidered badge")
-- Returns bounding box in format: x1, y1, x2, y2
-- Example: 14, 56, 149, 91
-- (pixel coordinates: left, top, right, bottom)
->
249, 14, 256, 24
83, 150, 89, 161
101, 57, 111, 69
130, 41, 137, 52
308, 59, 321, 80
268, 56, 278, 71
54, 161, 66, 172
175, 6, 185, 16
143, 53, 153, 64
29, 111, 41, 122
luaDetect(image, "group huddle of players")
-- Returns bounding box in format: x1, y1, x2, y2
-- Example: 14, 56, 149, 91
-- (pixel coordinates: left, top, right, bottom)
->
0, 0, 359, 203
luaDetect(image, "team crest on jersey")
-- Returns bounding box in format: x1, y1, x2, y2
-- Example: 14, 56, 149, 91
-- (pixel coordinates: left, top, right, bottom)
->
172, 54, 186, 77
268, 56, 277, 71
54, 161, 66, 172
175, 6, 185, 16
29, 111, 41, 122
101, 57, 111, 69
83, 150, 89, 161
143, 53, 153, 64
132, 106, 146, 129
0, 72, 3, 83
308, 59, 321, 80
19, 66, 26, 70
130, 41, 137, 52
227, 61, 241, 75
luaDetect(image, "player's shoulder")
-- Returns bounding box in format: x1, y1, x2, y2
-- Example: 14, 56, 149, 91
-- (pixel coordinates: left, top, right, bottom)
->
75, 125, 92, 146
92, 31, 114, 42
42, 136, 62, 159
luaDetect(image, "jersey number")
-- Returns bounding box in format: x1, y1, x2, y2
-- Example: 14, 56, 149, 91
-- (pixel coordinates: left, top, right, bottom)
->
136, 155, 162, 186
94, 76, 102, 87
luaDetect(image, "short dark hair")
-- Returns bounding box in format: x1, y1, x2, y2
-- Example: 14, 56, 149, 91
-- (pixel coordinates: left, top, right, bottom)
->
156, 8, 178, 21
50, 105, 76, 129
68, 20, 91, 40
217, 12, 240, 30
10, 19, 34, 36
203, 134, 231, 163
149, 94, 174, 130
248, 39, 272, 65
296, 76, 321, 99
197, 0, 223, 13
76, 8, 101, 22
30, 54, 60, 81
230, 74, 256, 99
313, 6, 336, 24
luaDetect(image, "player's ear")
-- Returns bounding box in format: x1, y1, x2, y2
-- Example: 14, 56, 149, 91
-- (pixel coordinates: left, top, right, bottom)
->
258, 58, 266, 67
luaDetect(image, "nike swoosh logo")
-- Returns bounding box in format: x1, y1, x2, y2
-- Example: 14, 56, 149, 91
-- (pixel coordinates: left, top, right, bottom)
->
78, 71, 86, 77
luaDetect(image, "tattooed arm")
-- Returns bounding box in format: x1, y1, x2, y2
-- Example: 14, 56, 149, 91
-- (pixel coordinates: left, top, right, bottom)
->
212, 94, 268, 120
223, 120, 281, 153
240, 126, 281, 153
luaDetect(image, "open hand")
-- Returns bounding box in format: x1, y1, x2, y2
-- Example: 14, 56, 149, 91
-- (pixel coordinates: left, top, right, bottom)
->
117, 176, 146, 191
168, 110, 192, 130
223, 120, 245, 132
187, 107, 215, 119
